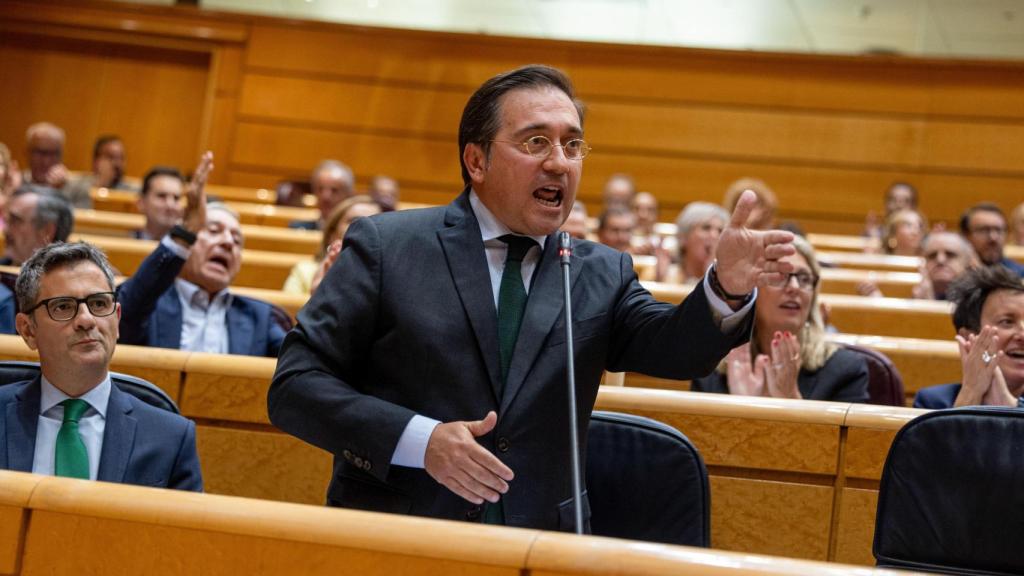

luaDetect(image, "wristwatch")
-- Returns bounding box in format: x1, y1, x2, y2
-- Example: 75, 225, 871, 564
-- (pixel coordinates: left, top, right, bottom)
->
169, 224, 197, 247
708, 261, 752, 302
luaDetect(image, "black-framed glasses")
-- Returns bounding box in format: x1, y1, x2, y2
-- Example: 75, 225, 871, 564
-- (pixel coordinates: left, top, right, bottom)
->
24, 292, 117, 322
968, 225, 1006, 237
490, 135, 591, 160
765, 272, 818, 291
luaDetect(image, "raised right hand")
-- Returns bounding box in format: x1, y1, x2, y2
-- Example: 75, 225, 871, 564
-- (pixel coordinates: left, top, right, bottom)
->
424, 411, 514, 505
182, 151, 214, 234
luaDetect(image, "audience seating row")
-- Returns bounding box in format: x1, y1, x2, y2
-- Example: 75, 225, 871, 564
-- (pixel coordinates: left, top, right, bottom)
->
0, 470, 927, 576
0, 335, 926, 565
809, 232, 1024, 262
74, 209, 323, 255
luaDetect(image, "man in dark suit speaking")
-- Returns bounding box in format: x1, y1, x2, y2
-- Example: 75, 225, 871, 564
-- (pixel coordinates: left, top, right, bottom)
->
269, 65, 794, 530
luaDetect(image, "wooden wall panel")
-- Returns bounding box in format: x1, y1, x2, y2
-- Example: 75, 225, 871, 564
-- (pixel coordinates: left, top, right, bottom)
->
0, 34, 209, 176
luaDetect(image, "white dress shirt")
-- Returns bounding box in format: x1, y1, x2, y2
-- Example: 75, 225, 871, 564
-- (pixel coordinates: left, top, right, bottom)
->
390, 191, 754, 468
33, 374, 112, 481
175, 278, 233, 354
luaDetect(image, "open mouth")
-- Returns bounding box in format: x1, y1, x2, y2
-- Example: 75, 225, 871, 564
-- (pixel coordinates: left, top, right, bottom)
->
207, 254, 231, 273
1006, 348, 1024, 361
533, 185, 563, 208
779, 301, 801, 311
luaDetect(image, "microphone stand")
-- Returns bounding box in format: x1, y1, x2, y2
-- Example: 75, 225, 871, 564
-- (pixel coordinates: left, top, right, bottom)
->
559, 231, 584, 535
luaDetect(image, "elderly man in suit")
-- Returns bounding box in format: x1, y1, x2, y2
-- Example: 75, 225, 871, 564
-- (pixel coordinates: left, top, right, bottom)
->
0, 241, 201, 489
269, 65, 794, 530
117, 153, 285, 358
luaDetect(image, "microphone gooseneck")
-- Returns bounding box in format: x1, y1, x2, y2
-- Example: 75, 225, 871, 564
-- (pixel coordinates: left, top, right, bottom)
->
558, 231, 584, 535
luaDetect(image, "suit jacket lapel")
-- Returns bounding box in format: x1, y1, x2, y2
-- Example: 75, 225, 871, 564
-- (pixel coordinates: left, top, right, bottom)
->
97, 386, 136, 484
5, 378, 41, 473
227, 301, 254, 355
438, 191, 503, 403
154, 291, 183, 349
501, 234, 584, 414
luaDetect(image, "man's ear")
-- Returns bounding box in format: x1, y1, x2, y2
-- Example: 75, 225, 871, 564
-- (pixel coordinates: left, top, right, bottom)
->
463, 143, 488, 185
15, 313, 37, 351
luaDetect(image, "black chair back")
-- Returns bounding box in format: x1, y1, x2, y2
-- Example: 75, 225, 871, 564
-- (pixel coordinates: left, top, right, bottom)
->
874, 407, 1024, 575
0, 361, 179, 414
586, 411, 710, 546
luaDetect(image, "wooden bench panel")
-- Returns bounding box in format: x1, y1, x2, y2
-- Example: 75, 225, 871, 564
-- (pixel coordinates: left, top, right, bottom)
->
0, 471, 41, 575
709, 476, 834, 561
833, 488, 880, 567
196, 425, 331, 505
181, 353, 277, 424
21, 476, 530, 576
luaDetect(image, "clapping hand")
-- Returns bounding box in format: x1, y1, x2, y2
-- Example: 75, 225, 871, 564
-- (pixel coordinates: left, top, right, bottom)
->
726, 343, 767, 397
953, 326, 1011, 407
715, 190, 795, 301
764, 331, 802, 399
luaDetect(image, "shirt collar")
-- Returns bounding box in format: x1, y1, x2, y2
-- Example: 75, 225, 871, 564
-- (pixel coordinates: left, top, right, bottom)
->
175, 278, 232, 309
39, 373, 112, 418
469, 189, 548, 249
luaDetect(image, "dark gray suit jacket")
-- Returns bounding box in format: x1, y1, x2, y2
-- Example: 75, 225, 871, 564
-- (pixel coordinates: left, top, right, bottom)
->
269, 191, 751, 530
0, 377, 202, 490
692, 347, 870, 402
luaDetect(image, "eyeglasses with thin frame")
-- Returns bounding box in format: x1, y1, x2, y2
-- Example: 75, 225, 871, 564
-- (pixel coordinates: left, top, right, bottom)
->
764, 272, 817, 291
968, 225, 1006, 237
490, 135, 591, 161
24, 292, 117, 322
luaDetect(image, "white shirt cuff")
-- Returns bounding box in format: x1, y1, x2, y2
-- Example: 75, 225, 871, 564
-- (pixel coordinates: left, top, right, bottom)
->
160, 234, 191, 259
702, 270, 756, 331
390, 414, 441, 468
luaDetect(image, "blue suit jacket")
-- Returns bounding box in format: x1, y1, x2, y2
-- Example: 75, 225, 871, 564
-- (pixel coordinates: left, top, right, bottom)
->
117, 242, 285, 357
0, 283, 14, 335
0, 377, 202, 490
913, 383, 961, 409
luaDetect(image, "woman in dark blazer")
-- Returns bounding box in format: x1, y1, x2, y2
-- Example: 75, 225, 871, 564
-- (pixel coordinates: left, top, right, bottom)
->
693, 236, 870, 402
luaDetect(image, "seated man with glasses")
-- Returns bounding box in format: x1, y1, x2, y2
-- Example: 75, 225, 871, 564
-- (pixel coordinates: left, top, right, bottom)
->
692, 235, 870, 402
960, 203, 1024, 277
0, 241, 202, 489
270, 65, 796, 530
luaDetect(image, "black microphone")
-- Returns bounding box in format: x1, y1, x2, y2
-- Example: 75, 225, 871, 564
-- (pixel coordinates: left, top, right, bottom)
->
559, 231, 584, 535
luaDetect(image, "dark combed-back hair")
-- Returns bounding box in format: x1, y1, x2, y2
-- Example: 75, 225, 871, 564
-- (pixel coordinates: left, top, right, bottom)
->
947, 265, 1024, 333
457, 64, 584, 185
140, 166, 184, 197
15, 242, 116, 314
92, 134, 121, 159
959, 202, 1006, 235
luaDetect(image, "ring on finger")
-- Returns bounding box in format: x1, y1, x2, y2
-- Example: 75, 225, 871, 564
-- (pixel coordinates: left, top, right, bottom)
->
982, 350, 994, 365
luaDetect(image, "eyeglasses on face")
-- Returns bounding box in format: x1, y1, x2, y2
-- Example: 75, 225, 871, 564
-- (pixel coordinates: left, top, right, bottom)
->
969, 225, 1006, 237
24, 292, 117, 322
764, 272, 817, 291
490, 135, 591, 161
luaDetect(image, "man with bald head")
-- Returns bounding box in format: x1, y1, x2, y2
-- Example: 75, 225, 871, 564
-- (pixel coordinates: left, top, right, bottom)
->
21, 123, 91, 208
291, 160, 355, 230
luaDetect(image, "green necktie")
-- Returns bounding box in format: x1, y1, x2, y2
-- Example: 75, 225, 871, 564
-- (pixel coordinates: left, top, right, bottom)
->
54, 399, 90, 479
497, 234, 536, 390
486, 235, 535, 526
